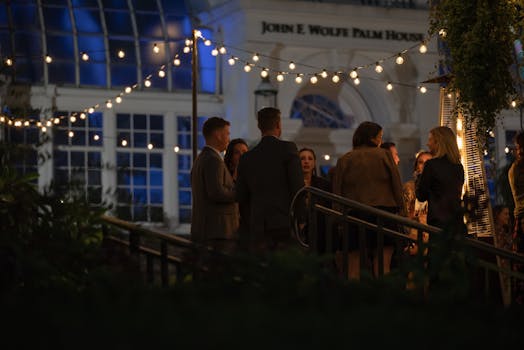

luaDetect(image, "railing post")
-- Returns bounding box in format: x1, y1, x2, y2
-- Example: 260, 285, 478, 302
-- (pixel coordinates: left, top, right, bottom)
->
376, 217, 384, 277
161, 241, 168, 287
308, 194, 318, 253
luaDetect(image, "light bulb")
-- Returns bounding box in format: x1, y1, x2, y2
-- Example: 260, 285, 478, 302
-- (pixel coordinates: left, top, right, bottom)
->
295, 75, 302, 84
147, 143, 154, 150
41, 126, 47, 133
70, 116, 76, 123
81, 52, 89, 61
332, 74, 340, 83
511, 100, 517, 108
211, 48, 219, 56
310, 75, 318, 84
5, 58, 13, 66
37, 121, 42, 127
173, 58, 181, 66
106, 101, 113, 108
289, 61, 296, 70
121, 139, 128, 147
277, 73, 284, 82
46, 120, 52, 127
88, 107, 95, 114
0, 116, 4, 123
228, 57, 235, 66
144, 79, 151, 87
252, 53, 259, 62
158, 70, 166, 78
243, 64, 251, 72
395, 55, 404, 65
439, 29, 447, 37
183, 47, 190, 54
118, 50, 125, 58
68, 131, 74, 138
45, 55, 52, 63
419, 43, 427, 54
219, 46, 226, 54
320, 70, 328, 78
80, 113, 86, 119
419, 86, 427, 94
125, 86, 132, 93
386, 82, 393, 91
185, 39, 192, 46
54, 118, 60, 124
375, 63, 383, 73
93, 134, 100, 141
204, 39, 211, 46
174, 146, 180, 153
349, 69, 358, 79
323, 154, 330, 161
260, 69, 269, 78
489, 130, 495, 138
116, 96, 122, 103
24, 121, 30, 126
505, 146, 510, 154
153, 43, 159, 53
353, 77, 360, 85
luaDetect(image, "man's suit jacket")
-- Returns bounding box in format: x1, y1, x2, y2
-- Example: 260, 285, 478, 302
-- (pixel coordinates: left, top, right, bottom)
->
190, 146, 239, 243
236, 136, 304, 239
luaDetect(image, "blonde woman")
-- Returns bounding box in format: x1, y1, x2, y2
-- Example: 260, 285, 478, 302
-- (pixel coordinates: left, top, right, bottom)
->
416, 126, 464, 231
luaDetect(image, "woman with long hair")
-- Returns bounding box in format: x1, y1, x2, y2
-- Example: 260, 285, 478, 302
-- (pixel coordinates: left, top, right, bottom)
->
333, 121, 403, 279
224, 138, 248, 182
416, 126, 464, 231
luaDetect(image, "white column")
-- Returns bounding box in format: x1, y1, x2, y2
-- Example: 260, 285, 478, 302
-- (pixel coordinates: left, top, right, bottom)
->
163, 111, 178, 232
102, 109, 117, 212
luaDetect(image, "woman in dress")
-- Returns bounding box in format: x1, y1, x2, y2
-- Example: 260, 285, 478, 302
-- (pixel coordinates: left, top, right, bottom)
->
333, 121, 403, 279
416, 126, 464, 232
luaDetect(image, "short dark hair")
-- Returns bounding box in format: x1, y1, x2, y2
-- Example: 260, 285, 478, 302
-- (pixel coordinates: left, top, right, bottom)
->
257, 107, 281, 133
380, 142, 396, 150
202, 117, 230, 139
352, 121, 382, 148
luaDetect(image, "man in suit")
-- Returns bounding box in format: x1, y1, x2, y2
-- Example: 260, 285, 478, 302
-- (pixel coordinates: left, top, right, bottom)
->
236, 107, 304, 253
190, 117, 238, 253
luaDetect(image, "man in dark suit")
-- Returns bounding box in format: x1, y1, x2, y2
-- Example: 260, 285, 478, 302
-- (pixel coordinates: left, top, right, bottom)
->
190, 117, 238, 253
236, 107, 304, 253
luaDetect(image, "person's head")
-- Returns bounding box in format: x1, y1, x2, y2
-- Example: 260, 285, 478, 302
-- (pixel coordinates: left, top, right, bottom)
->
493, 205, 510, 227
380, 141, 399, 165
514, 131, 524, 161
353, 121, 383, 148
224, 138, 248, 174
257, 107, 281, 137
299, 148, 317, 177
427, 126, 461, 164
413, 150, 432, 175
202, 117, 231, 152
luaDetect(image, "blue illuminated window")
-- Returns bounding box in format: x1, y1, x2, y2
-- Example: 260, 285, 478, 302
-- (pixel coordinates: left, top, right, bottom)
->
290, 94, 353, 129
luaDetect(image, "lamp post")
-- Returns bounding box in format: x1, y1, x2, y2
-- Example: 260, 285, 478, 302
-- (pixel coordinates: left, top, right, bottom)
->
254, 76, 278, 115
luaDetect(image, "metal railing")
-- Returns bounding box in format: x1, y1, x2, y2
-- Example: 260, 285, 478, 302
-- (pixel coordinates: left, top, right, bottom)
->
101, 215, 196, 287
290, 186, 524, 304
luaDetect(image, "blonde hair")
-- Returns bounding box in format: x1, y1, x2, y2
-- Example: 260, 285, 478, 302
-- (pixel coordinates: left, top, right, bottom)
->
430, 126, 461, 164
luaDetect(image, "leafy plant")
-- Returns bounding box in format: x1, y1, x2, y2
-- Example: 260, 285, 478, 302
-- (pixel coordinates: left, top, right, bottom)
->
429, 0, 521, 135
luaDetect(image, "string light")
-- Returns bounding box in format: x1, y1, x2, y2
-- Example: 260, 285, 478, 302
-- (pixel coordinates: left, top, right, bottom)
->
310, 75, 318, 84
505, 146, 510, 154
276, 72, 284, 82
174, 146, 180, 153
228, 57, 236, 66
70, 115, 76, 123
158, 69, 166, 78
125, 86, 132, 94
93, 134, 100, 141
173, 57, 181, 66
88, 107, 95, 114
115, 96, 122, 103
185, 39, 192, 46
46, 120, 52, 127
54, 118, 60, 124
295, 74, 303, 84
81, 52, 89, 61
395, 54, 404, 65
219, 46, 227, 54
243, 64, 251, 72
349, 69, 358, 79
204, 39, 211, 46
211, 48, 219, 56
289, 61, 296, 70
183, 47, 190, 54
106, 100, 113, 108
5, 58, 13, 66
353, 77, 360, 85
511, 100, 517, 108
80, 112, 86, 120
439, 28, 447, 38
386, 82, 393, 91
419, 43, 428, 54
419, 86, 427, 94
323, 154, 330, 161
375, 62, 383, 73
331, 74, 340, 83
260, 69, 269, 78
320, 70, 328, 79
117, 50, 125, 59
68, 131, 74, 138
252, 53, 259, 62
144, 79, 151, 87
41, 126, 47, 133
121, 139, 128, 147
45, 55, 52, 63
147, 143, 154, 150
153, 43, 160, 54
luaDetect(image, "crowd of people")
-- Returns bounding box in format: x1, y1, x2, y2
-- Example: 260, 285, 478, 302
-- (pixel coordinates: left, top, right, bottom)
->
189, 106, 524, 302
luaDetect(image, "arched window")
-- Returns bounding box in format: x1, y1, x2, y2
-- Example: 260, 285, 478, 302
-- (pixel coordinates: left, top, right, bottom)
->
290, 94, 353, 129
